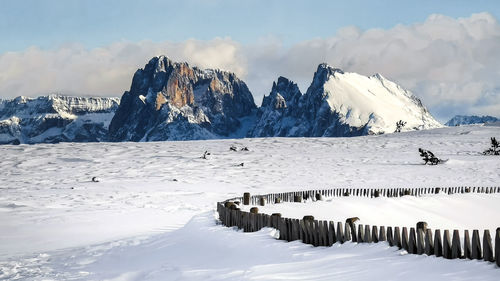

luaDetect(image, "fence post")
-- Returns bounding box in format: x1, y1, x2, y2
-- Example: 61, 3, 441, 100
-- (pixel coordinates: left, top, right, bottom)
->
464, 230, 472, 259
243, 192, 250, 205
483, 230, 494, 262
451, 230, 462, 259
259, 197, 266, 206
472, 229, 482, 260
434, 229, 443, 257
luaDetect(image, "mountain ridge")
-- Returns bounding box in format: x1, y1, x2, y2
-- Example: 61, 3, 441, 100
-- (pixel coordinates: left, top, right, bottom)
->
1, 56, 443, 144
445, 115, 499, 126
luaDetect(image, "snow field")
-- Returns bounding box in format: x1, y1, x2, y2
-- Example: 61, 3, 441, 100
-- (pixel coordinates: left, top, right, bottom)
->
0, 125, 499, 280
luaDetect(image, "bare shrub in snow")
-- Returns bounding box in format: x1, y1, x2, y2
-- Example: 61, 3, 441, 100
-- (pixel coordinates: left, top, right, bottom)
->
395, 120, 407, 133
483, 137, 499, 155
418, 148, 442, 165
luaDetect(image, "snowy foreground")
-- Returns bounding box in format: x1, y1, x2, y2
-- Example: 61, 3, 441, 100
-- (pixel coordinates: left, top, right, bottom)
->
0, 125, 499, 280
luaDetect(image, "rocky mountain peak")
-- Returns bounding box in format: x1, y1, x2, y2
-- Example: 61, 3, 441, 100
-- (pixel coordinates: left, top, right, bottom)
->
108, 55, 256, 141
262, 76, 301, 110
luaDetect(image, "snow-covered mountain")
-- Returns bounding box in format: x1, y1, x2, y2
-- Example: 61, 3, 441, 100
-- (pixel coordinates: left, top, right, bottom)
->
445, 115, 499, 126
248, 64, 442, 137
0, 95, 119, 144
108, 56, 256, 141
1, 58, 443, 144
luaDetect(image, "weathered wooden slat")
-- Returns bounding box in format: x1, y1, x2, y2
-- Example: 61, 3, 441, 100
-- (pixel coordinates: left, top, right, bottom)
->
472, 229, 483, 260
434, 229, 443, 257
328, 221, 336, 245
364, 225, 372, 243
463, 230, 471, 259
417, 229, 425, 255
451, 230, 462, 259
299, 220, 307, 243
379, 226, 386, 242
322, 221, 329, 246
424, 229, 434, 255
387, 226, 394, 246
372, 225, 379, 243
408, 228, 417, 254
402, 227, 409, 251
313, 220, 320, 246
443, 230, 452, 259
358, 224, 365, 243
483, 230, 494, 262
344, 223, 352, 242
337, 222, 345, 243
394, 227, 402, 249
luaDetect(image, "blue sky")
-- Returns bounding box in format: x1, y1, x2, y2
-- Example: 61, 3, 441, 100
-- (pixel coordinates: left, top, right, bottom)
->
2, 0, 499, 52
1, 0, 500, 121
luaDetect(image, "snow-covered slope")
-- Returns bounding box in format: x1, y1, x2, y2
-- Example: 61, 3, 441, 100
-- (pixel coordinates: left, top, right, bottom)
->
0, 126, 499, 280
108, 56, 257, 141
249, 64, 442, 137
0, 95, 119, 144
446, 115, 499, 126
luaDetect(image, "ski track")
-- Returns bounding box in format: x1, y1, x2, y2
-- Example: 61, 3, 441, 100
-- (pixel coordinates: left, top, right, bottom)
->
0, 125, 499, 280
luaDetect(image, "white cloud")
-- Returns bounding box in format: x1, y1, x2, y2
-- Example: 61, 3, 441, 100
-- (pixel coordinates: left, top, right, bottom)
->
0, 13, 499, 120
0, 38, 246, 98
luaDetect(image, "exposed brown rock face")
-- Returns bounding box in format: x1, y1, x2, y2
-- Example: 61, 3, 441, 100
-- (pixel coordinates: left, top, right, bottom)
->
165, 75, 194, 108
109, 55, 256, 141
155, 93, 168, 111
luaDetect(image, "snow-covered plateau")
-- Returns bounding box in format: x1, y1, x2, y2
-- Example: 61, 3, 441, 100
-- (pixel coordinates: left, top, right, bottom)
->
0, 125, 499, 280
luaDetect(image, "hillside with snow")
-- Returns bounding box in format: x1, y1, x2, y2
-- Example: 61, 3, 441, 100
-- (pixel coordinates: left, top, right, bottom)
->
446, 115, 499, 126
0, 95, 119, 144
0, 125, 499, 280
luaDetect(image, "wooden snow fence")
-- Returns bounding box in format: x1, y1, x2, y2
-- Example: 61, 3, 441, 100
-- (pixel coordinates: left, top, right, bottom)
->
217, 187, 500, 267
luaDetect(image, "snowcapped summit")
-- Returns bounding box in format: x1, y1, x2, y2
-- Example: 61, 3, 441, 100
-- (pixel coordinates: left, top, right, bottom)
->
248, 63, 441, 137
319, 66, 441, 134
